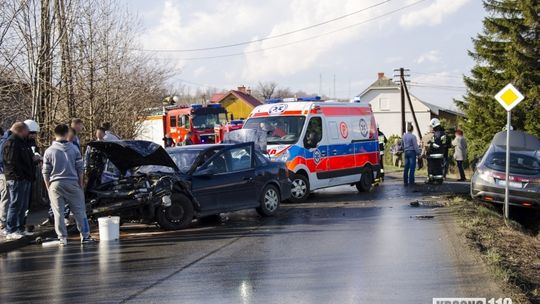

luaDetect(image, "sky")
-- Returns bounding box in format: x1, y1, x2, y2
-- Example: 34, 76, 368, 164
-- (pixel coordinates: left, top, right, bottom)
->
122, 0, 485, 111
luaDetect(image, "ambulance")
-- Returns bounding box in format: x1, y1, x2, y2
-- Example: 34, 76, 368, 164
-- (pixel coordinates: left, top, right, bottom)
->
243, 98, 380, 202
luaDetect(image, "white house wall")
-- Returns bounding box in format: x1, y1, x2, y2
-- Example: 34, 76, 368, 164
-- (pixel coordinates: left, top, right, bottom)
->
361, 88, 432, 137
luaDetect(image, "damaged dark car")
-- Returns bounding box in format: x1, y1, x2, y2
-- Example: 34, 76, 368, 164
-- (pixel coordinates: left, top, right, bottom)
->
85, 140, 291, 230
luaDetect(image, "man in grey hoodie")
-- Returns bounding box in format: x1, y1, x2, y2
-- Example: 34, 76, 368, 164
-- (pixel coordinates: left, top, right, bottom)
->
42, 124, 95, 245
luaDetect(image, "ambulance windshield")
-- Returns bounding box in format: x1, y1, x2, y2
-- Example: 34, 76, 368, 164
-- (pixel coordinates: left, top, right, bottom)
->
243, 116, 306, 145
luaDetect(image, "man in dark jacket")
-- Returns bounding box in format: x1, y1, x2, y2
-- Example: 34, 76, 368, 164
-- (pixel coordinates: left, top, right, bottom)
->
3, 122, 36, 240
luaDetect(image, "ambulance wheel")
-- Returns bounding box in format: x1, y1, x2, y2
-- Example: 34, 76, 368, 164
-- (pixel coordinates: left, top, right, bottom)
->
356, 168, 373, 192
289, 174, 310, 203
156, 193, 194, 230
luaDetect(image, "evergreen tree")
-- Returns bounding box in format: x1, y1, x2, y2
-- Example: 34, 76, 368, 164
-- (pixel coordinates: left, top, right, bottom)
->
457, 0, 540, 160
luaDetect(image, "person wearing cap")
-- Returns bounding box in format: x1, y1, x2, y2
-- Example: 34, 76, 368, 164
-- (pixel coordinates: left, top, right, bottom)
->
23, 119, 41, 155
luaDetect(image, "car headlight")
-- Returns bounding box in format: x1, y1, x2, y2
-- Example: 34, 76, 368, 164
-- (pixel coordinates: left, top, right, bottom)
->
276, 150, 290, 162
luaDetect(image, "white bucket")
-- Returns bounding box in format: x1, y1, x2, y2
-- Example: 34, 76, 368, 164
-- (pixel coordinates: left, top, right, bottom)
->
98, 216, 120, 241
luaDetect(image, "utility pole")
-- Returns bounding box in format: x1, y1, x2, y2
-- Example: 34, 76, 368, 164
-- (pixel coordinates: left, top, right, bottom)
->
402, 77, 422, 140
394, 68, 408, 135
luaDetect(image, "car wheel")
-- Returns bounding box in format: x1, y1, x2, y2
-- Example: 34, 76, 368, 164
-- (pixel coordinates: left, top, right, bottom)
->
256, 185, 280, 217
156, 193, 194, 230
289, 174, 310, 203
356, 167, 373, 192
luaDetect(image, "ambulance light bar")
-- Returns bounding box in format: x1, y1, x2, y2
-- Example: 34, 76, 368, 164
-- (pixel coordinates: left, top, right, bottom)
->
207, 104, 222, 108
264, 96, 322, 104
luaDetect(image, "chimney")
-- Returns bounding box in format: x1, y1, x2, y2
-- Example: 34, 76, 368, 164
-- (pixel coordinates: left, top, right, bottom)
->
377, 72, 385, 80
237, 85, 247, 93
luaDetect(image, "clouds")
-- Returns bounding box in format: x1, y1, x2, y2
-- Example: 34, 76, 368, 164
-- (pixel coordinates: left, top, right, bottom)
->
416, 50, 441, 64
400, 0, 471, 28
132, 0, 481, 107
240, 0, 388, 80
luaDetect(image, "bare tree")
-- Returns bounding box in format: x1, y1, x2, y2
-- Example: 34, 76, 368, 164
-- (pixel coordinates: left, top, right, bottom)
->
255, 81, 277, 100
0, 0, 173, 143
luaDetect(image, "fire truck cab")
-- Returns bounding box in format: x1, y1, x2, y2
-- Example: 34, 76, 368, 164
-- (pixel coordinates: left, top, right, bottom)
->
137, 104, 242, 146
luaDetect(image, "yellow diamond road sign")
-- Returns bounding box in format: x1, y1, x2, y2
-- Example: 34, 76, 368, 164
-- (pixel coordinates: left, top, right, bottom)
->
495, 83, 524, 111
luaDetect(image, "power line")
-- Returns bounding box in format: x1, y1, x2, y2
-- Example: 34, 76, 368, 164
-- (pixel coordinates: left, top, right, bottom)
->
410, 82, 466, 89
133, 0, 392, 53
150, 0, 429, 61
413, 71, 465, 79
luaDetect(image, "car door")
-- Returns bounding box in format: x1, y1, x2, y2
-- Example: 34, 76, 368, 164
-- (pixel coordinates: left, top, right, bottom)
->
303, 116, 328, 187
191, 143, 257, 213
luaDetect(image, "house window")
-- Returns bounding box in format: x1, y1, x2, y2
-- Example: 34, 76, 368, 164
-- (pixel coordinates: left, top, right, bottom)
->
379, 98, 390, 111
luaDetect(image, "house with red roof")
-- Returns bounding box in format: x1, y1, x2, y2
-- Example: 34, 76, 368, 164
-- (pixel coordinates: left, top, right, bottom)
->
211, 86, 262, 120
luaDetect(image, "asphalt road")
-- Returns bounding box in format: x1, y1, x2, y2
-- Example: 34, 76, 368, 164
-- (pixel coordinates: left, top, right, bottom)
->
0, 175, 503, 304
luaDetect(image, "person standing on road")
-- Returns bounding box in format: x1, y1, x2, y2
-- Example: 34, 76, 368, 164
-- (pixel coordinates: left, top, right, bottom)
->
70, 118, 84, 151
452, 129, 468, 181
42, 124, 95, 245
390, 138, 403, 168
0, 128, 12, 233
3, 122, 36, 240
402, 123, 421, 186
163, 133, 175, 147
181, 132, 194, 146
377, 125, 388, 180
85, 127, 107, 191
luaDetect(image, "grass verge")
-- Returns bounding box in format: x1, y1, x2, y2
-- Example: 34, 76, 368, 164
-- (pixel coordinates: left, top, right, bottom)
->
449, 196, 540, 304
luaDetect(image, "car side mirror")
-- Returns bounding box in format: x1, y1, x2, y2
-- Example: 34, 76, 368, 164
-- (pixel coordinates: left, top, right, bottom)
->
193, 167, 216, 177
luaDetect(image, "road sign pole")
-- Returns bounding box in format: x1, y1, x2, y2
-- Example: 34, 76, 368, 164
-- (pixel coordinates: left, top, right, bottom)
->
504, 110, 510, 220
494, 83, 524, 221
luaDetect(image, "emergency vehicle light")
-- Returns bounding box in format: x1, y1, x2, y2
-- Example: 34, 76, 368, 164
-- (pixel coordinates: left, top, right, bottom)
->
191, 104, 203, 110
265, 98, 283, 104
207, 104, 222, 108
297, 96, 321, 101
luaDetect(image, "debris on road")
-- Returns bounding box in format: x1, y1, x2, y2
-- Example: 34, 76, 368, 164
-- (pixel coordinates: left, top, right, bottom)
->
411, 215, 435, 220
410, 200, 446, 208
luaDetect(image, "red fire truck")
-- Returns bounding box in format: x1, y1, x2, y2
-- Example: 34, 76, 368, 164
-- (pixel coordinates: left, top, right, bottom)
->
136, 104, 243, 146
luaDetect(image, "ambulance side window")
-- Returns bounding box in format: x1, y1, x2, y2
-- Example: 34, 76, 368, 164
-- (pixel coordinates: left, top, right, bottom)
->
328, 121, 339, 140
303, 117, 323, 149
170, 115, 177, 128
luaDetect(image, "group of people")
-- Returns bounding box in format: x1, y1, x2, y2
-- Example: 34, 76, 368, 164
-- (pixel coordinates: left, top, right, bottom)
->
163, 132, 193, 147
0, 118, 119, 245
382, 119, 468, 186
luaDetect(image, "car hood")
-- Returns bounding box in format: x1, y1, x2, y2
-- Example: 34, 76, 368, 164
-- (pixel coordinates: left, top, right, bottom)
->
88, 140, 179, 173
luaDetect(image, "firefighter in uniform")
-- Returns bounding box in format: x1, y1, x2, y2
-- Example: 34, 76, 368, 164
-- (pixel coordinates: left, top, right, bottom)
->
377, 125, 387, 181
423, 118, 448, 184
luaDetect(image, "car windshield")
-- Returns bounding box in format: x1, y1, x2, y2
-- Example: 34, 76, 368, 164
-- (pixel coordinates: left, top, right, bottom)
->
243, 116, 306, 145
192, 113, 228, 129
484, 146, 540, 176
